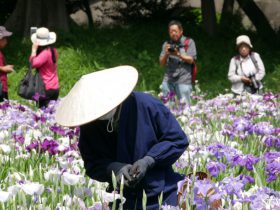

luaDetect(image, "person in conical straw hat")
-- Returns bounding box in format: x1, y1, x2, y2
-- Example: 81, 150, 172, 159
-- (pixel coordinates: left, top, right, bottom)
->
55, 65, 189, 209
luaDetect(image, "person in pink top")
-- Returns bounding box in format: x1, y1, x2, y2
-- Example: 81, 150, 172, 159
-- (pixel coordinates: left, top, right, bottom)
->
0, 26, 14, 102
30, 27, 59, 108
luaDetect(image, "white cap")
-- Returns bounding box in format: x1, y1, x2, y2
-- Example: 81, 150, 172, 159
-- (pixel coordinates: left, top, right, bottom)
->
236, 35, 253, 48
31, 27, 56, 46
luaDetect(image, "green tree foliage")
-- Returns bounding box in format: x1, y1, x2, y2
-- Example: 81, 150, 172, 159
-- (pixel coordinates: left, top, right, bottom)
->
110, 0, 191, 22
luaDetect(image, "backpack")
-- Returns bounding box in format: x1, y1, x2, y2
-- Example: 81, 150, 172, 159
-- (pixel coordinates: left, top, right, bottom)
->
183, 38, 197, 83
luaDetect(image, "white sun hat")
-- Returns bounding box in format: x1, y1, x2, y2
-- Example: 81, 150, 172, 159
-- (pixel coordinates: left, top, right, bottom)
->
55, 65, 139, 127
31, 27, 56, 46
236, 35, 253, 48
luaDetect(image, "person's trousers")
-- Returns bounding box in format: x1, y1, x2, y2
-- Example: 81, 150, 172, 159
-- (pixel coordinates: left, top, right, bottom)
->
162, 81, 192, 104
0, 92, 8, 102
38, 89, 59, 108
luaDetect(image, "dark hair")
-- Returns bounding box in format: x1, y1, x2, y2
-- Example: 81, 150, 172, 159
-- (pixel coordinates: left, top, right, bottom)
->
37, 45, 56, 63
168, 20, 183, 30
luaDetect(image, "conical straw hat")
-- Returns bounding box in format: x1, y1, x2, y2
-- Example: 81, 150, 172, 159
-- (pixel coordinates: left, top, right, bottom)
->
55, 65, 138, 127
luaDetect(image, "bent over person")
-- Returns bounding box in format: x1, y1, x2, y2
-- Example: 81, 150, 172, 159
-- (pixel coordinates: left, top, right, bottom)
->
55, 66, 189, 209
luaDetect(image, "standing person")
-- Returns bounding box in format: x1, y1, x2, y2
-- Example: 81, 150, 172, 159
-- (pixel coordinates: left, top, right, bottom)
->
0, 26, 14, 102
30, 27, 59, 108
228, 35, 265, 95
55, 66, 189, 210
160, 20, 197, 105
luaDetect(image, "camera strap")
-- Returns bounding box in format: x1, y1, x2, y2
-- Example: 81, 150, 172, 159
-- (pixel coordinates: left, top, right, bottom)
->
234, 52, 260, 75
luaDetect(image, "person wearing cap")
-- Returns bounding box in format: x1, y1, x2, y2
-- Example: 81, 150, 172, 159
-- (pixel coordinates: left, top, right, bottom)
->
228, 35, 265, 95
55, 66, 189, 209
0, 26, 14, 102
30, 27, 59, 108
160, 20, 197, 105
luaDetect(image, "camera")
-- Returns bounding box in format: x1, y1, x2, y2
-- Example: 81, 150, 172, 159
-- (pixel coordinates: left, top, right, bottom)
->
249, 74, 260, 90
167, 41, 180, 53
30, 27, 37, 36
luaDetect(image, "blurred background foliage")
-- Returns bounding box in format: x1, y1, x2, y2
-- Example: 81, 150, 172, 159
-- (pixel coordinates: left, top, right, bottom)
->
0, 0, 279, 100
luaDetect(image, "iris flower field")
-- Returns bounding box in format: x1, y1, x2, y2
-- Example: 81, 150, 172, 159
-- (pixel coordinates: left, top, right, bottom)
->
0, 91, 279, 209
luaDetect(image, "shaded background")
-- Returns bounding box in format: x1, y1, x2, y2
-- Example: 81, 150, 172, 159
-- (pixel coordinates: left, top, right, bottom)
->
1, 0, 279, 100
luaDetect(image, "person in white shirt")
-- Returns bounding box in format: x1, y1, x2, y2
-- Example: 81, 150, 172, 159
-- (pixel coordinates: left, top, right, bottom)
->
228, 35, 265, 95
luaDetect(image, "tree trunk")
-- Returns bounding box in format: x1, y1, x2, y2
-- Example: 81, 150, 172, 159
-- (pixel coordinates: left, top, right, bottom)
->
5, 0, 69, 36
236, 0, 276, 39
82, 0, 94, 29
201, 0, 218, 36
220, 0, 235, 28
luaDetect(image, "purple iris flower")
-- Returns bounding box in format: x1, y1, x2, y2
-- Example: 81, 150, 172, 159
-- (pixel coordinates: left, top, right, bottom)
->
264, 135, 280, 148
26, 141, 40, 152
207, 144, 238, 162
246, 111, 259, 118
50, 125, 66, 136
12, 130, 25, 144
0, 101, 10, 110
231, 154, 260, 171
207, 160, 226, 177
17, 104, 26, 112
193, 179, 222, 210
32, 92, 45, 102
226, 105, 236, 112
232, 117, 253, 132
249, 187, 280, 209
41, 139, 60, 155
194, 179, 215, 198
221, 124, 235, 139
263, 92, 278, 102
222, 176, 245, 196
253, 122, 274, 136
274, 127, 280, 135
264, 152, 280, 182
86, 203, 110, 210
160, 91, 176, 104
238, 174, 255, 185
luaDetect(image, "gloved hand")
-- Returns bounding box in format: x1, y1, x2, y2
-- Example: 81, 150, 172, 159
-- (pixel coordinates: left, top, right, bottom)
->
107, 162, 133, 187
130, 156, 155, 184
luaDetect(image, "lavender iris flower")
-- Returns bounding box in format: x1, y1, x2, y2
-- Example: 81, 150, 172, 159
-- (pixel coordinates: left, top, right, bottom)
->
231, 154, 260, 171
264, 135, 280, 148
253, 122, 274, 136
207, 160, 226, 177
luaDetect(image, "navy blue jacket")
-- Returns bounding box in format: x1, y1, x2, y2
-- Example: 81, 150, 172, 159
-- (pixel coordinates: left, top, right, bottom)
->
78, 92, 189, 209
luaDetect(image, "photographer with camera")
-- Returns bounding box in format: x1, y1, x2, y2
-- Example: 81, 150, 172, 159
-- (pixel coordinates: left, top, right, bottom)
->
160, 20, 197, 105
228, 35, 265, 95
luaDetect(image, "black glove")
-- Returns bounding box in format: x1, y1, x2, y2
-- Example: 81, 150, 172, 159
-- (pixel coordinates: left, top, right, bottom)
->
130, 156, 155, 184
107, 162, 133, 187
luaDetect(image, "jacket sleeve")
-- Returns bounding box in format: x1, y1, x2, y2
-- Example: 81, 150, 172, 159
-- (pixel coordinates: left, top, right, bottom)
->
29, 50, 48, 69
254, 53, 265, 81
228, 57, 242, 83
78, 125, 113, 183
146, 102, 189, 167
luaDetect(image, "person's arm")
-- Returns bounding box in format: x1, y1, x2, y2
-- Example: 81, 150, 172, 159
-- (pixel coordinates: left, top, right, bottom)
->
78, 125, 113, 182
254, 53, 265, 81
159, 42, 170, 66
145, 103, 189, 167
0, 65, 14, 73
176, 53, 194, 64
228, 57, 244, 83
29, 44, 48, 68
78, 124, 133, 186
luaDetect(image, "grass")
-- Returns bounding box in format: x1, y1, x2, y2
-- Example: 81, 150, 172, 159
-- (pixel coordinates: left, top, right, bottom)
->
3, 20, 280, 101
